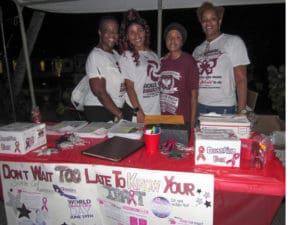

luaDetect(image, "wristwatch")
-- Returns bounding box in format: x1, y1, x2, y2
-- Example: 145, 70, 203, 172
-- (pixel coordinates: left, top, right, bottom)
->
133, 107, 140, 114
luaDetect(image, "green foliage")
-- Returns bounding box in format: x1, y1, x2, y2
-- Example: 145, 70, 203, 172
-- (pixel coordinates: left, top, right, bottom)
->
267, 65, 285, 120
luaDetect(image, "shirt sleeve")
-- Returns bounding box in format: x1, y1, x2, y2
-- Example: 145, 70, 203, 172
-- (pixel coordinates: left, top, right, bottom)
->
230, 35, 250, 67
85, 50, 102, 79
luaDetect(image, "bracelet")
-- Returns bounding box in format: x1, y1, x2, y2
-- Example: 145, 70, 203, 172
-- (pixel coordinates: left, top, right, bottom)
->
238, 109, 248, 114
133, 107, 140, 115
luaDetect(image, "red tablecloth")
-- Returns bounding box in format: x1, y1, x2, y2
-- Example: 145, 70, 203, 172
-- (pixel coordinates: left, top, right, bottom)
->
0, 134, 285, 225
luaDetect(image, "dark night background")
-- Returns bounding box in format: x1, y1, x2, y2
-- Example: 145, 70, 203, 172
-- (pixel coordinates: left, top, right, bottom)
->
0, 0, 285, 122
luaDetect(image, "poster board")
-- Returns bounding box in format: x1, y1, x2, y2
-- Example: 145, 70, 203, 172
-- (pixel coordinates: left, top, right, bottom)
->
1, 161, 214, 225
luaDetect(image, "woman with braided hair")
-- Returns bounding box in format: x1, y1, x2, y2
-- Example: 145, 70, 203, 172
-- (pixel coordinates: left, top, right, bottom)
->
118, 9, 161, 123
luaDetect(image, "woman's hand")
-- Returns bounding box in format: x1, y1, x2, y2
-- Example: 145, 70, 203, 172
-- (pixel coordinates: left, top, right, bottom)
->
136, 110, 145, 123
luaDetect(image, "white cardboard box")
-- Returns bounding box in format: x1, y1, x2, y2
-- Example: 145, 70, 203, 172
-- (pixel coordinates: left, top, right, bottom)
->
195, 128, 241, 167
199, 114, 251, 139
0, 122, 47, 154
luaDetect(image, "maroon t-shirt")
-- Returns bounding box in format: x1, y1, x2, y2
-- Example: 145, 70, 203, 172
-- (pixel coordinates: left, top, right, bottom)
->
160, 52, 199, 123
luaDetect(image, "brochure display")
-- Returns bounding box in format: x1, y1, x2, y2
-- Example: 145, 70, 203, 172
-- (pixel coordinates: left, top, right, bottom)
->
74, 122, 113, 138
107, 120, 144, 140
46, 121, 88, 135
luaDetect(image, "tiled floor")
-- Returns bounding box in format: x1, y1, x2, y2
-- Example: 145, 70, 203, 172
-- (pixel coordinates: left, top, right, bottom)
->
0, 199, 285, 225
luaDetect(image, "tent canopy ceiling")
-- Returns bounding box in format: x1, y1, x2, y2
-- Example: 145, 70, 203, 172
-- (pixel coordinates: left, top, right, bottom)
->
15, 0, 285, 14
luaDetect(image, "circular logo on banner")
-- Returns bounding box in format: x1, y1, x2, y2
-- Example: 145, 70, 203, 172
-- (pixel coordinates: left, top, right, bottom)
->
151, 196, 172, 218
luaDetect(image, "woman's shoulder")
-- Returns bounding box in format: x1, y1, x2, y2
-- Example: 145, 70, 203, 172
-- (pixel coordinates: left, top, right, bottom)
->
144, 49, 159, 57
192, 41, 207, 55
120, 50, 131, 57
119, 50, 132, 61
222, 33, 245, 44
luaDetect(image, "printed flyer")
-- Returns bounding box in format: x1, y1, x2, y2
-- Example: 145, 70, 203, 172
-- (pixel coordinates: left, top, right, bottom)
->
0, 162, 214, 225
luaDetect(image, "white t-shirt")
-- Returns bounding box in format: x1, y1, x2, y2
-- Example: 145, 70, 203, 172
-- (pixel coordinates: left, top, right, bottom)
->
193, 33, 250, 106
119, 50, 161, 115
84, 47, 125, 108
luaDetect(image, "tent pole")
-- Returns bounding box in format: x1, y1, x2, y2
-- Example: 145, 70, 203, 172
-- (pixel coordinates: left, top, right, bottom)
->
0, 6, 17, 121
157, 0, 162, 58
14, 1, 37, 109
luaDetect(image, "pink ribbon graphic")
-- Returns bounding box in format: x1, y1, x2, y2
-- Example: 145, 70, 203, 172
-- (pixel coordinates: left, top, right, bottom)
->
15, 141, 21, 153
41, 197, 48, 211
25, 138, 31, 149
197, 146, 206, 161
226, 153, 240, 166
128, 190, 137, 205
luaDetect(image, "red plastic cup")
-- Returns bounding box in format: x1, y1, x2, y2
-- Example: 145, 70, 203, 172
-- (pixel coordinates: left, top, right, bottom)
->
144, 132, 160, 154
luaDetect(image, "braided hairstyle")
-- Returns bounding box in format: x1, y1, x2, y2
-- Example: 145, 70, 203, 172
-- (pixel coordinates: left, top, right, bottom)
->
119, 8, 151, 65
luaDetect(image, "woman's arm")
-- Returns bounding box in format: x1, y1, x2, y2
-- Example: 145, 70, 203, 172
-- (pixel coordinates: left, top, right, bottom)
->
190, 89, 198, 128
125, 79, 145, 123
90, 77, 123, 121
234, 65, 248, 113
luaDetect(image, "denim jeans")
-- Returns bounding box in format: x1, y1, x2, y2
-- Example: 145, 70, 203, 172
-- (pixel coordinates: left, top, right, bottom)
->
197, 103, 237, 115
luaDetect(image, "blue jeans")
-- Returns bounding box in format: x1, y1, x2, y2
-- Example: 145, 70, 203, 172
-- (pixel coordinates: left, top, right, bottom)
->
197, 103, 237, 115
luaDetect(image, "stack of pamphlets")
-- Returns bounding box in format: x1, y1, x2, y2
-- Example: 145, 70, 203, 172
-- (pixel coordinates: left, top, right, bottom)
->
107, 119, 144, 140
46, 120, 88, 135
74, 122, 113, 138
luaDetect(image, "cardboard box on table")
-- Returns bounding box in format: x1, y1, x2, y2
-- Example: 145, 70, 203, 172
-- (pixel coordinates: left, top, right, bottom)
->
199, 114, 251, 139
195, 128, 241, 167
0, 122, 46, 154
252, 114, 285, 135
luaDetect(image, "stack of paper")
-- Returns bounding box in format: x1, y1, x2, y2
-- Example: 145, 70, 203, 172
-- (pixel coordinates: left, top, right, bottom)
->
107, 120, 144, 140
74, 122, 113, 138
46, 121, 88, 135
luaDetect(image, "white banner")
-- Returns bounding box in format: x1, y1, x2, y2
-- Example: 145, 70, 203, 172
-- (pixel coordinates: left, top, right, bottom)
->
1, 162, 214, 225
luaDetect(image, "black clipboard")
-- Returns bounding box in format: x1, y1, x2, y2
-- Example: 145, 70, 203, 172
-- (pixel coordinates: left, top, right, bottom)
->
81, 136, 144, 161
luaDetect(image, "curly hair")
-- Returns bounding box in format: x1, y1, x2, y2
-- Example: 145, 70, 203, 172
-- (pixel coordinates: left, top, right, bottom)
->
119, 9, 151, 65
196, 2, 225, 23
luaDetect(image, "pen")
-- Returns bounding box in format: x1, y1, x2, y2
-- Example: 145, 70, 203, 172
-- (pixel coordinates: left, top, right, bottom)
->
151, 126, 155, 134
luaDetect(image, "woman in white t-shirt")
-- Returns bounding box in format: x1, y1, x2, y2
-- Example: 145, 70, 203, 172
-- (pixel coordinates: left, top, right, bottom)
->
192, 2, 250, 115
118, 9, 160, 123
84, 16, 125, 122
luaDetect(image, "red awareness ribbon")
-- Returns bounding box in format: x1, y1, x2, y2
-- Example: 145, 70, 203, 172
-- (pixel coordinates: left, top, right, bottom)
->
41, 197, 48, 211
25, 138, 30, 149
226, 153, 240, 166
128, 190, 137, 206
161, 139, 176, 152
197, 146, 206, 161
15, 141, 21, 153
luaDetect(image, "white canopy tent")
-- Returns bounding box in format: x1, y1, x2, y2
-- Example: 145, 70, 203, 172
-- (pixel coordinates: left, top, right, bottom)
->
16, 0, 284, 13
9, 0, 285, 114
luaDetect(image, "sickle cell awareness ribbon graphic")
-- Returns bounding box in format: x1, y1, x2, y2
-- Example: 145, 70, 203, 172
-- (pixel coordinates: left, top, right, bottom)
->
226, 153, 240, 166
197, 146, 206, 161
41, 197, 48, 211
15, 141, 21, 153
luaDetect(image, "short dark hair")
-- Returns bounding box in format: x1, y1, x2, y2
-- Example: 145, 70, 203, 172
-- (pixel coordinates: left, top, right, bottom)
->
196, 2, 224, 23
163, 22, 187, 44
98, 15, 119, 32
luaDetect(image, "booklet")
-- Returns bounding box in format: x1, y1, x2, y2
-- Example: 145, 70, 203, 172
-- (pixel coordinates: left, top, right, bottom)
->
107, 120, 144, 140
74, 122, 113, 138
46, 120, 89, 135
81, 136, 145, 161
